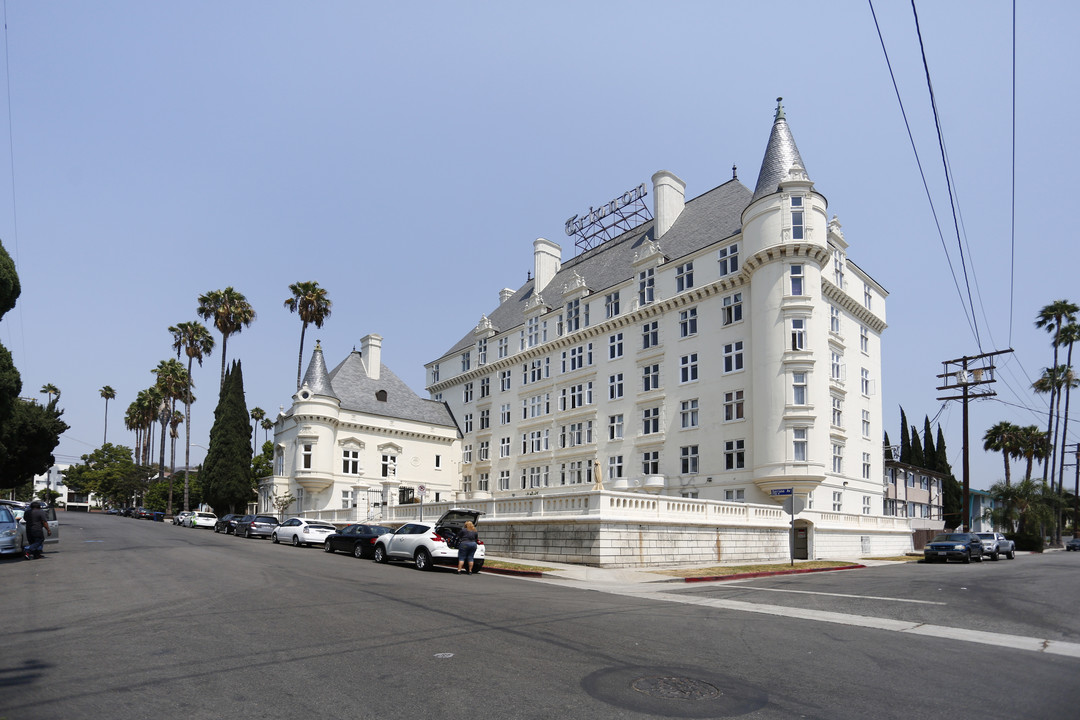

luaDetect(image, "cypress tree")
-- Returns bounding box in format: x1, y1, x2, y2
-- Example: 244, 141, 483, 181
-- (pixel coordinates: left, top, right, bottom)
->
202, 361, 254, 514
935, 427, 951, 474
922, 416, 936, 471
909, 425, 924, 468
899, 408, 912, 464
883, 431, 894, 461
935, 427, 962, 529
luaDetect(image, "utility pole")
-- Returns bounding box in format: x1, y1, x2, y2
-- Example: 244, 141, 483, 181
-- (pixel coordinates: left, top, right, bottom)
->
936, 349, 1012, 531
1067, 444, 1079, 539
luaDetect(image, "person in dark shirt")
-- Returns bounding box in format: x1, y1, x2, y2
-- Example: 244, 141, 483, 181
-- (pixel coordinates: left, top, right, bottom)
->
23, 500, 51, 560
456, 521, 479, 575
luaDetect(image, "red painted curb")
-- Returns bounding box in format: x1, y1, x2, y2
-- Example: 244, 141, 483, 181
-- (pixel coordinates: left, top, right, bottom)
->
682, 563, 866, 583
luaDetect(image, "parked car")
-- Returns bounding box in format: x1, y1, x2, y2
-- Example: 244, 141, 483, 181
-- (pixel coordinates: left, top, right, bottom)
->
324, 523, 393, 558
135, 507, 155, 520
1, 500, 61, 548
234, 514, 279, 539
924, 532, 984, 563
373, 508, 485, 571
272, 518, 338, 547
187, 511, 218, 529
1065, 537, 1080, 551
975, 532, 1016, 560
173, 511, 194, 526
0, 504, 20, 556
214, 513, 243, 534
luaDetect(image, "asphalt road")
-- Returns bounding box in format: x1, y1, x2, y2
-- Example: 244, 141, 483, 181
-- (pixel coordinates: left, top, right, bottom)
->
2, 513, 1078, 720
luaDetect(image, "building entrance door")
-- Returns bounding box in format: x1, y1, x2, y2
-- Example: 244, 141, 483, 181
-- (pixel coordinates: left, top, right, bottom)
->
793, 520, 810, 560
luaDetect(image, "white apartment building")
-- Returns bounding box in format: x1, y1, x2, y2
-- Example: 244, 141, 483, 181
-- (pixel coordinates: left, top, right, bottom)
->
426, 100, 889, 517
261, 335, 461, 521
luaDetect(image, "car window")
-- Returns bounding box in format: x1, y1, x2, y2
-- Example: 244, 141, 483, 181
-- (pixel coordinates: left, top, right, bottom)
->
341, 525, 357, 535
976, 533, 993, 539
0, 506, 12, 523
311, 525, 335, 531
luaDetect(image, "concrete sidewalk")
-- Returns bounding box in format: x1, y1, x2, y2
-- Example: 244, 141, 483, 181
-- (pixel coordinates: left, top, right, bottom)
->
480, 555, 888, 584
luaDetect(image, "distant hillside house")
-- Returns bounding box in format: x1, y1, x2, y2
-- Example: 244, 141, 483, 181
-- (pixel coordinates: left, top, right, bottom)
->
260, 335, 461, 521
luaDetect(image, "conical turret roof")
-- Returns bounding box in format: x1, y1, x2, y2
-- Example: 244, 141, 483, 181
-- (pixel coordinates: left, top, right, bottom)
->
751, 97, 807, 203
299, 341, 338, 399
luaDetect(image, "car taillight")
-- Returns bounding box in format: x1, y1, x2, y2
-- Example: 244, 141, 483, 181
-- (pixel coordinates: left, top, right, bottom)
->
478, 540, 484, 545
431, 533, 444, 542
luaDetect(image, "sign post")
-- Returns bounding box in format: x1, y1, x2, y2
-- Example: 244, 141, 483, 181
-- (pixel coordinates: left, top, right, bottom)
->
417, 484, 427, 522
771, 488, 795, 565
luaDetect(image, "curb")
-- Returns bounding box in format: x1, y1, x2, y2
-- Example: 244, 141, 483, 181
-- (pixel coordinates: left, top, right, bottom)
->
681, 563, 867, 583
479, 566, 545, 578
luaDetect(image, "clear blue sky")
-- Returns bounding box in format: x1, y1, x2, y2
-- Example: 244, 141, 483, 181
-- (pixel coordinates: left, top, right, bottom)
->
1, 1, 1075, 489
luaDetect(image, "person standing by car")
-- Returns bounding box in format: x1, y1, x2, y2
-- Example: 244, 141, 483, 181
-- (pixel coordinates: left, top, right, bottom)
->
23, 501, 51, 560
456, 521, 479, 575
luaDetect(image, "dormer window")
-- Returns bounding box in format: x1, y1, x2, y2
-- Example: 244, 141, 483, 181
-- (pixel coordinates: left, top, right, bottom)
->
791, 196, 804, 240
718, 243, 739, 276
376, 389, 387, 402
638, 269, 655, 306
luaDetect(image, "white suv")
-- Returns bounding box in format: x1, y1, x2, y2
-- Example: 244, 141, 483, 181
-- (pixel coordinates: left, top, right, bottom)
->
975, 532, 1015, 560
373, 508, 485, 571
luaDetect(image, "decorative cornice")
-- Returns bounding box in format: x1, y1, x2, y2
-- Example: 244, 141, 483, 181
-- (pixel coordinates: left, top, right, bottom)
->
822, 279, 887, 333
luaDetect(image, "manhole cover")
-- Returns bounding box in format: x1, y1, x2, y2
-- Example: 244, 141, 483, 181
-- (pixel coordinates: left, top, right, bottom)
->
632, 676, 722, 701
582, 666, 767, 718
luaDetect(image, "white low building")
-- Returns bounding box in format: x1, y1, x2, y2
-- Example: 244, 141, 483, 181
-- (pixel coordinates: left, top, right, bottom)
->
259, 335, 461, 522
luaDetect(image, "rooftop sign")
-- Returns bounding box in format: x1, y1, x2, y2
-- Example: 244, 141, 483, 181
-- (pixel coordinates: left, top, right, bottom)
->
564, 182, 651, 253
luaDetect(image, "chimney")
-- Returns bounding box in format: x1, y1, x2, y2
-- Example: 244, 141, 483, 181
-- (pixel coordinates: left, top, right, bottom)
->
360, 333, 382, 380
533, 238, 562, 295
499, 288, 515, 304
652, 170, 686, 239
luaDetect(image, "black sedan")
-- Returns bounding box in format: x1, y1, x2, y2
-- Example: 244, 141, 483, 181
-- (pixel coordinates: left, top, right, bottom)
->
924, 532, 984, 563
323, 523, 394, 558
213, 513, 243, 534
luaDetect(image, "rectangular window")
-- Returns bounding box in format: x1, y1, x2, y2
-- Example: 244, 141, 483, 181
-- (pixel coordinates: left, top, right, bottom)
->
609, 373, 624, 400
860, 326, 869, 353
499, 369, 511, 392
724, 390, 744, 421
609, 332, 623, 360
830, 305, 840, 333
724, 488, 745, 502
302, 444, 312, 470
864, 283, 872, 310
833, 250, 845, 288
793, 428, 807, 461
500, 404, 511, 425
832, 490, 843, 513
497, 337, 509, 359
478, 441, 489, 461
862, 452, 872, 480
463, 413, 473, 433
861, 410, 871, 438
463, 382, 473, 403
723, 341, 744, 373
498, 470, 510, 491
681, 445, 699, 474
638, 268, 655, 305
500, 437, 510, 458
861, 368, 871, 396
680, 354, 698, 383
381, 454, 397, 478
791, 197, 804, 240
642, 321, 659, 349
679, 307, 698, 337
605, 291, 620, 318
642, 450, 660, 475
479, 409, 490, 430
642, 407, 660, 435
724, 439, 745, 470
565, 299, 583, 332
477, 339, 487, 365
831, 396, 842, 426
462, 444, 473, 464
832, 443, 844, 474
790, 264, 804, 296
477, 472, 489, 491
609, 414, 624, 440
608, 455, 624, 481
676, 262, 694, 292
680, 399, 699, 429
722, 292, 743, 325
461, 351, 471, 372
431, 364, 440, 383
831, 352, 844, 382
526, 316, 541, 347
718, 242, 739, 275
642, 364, 660, 392
791, 318, 805, 351
342, 449, 359, 475
479, 377, 490, 398
863, 495, 872, 514
792, 372, 807, 405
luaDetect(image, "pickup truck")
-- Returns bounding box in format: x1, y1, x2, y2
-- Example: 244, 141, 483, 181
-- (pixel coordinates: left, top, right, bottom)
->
975, 532, 1016, 560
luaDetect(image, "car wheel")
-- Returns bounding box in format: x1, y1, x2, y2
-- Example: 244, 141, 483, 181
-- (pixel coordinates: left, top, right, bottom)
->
974, 552, 983, 562
374, 545, 387, 563
245, 528, 252, 539
324, 541, 334, 553
991, 551, 999, 561
291, 535, 301, 547
414, 548, 432, 571
214, 525, 220, 533
963, 551, 971, 564
353, 543, 364, 559
1007, 549, 1015, 559
271, 532, 279, 544
472, 559, 483, 572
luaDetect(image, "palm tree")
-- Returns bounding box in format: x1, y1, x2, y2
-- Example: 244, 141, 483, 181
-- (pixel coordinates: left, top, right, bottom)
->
168, 411, 185, 474
250, 406, 265, 454
1055, 323, 1080, 538
153, 358, 189, 516
1016, 425, 1049, 483
983, 421, 1021, 487
170, 320, 215, 512
100, 385, 116, 445
284, 281, 332, 391
986, 478, 1055, 536
196, 287, 256, 390
1035, 300, 1079, 484
261, 417, 274, 445
40, 383, 60, 406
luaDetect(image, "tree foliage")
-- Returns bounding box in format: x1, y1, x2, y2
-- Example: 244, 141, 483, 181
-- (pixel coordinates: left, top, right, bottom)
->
201, 361, 254, 514
0, 395, 69, 490
284, 280, 332, 391
62, 444, 152, 507
899, 408, 911, 464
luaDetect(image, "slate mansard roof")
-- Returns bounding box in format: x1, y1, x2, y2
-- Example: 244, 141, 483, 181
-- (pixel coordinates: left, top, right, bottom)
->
295, 345, 457, 429
438, 178, 753, 360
